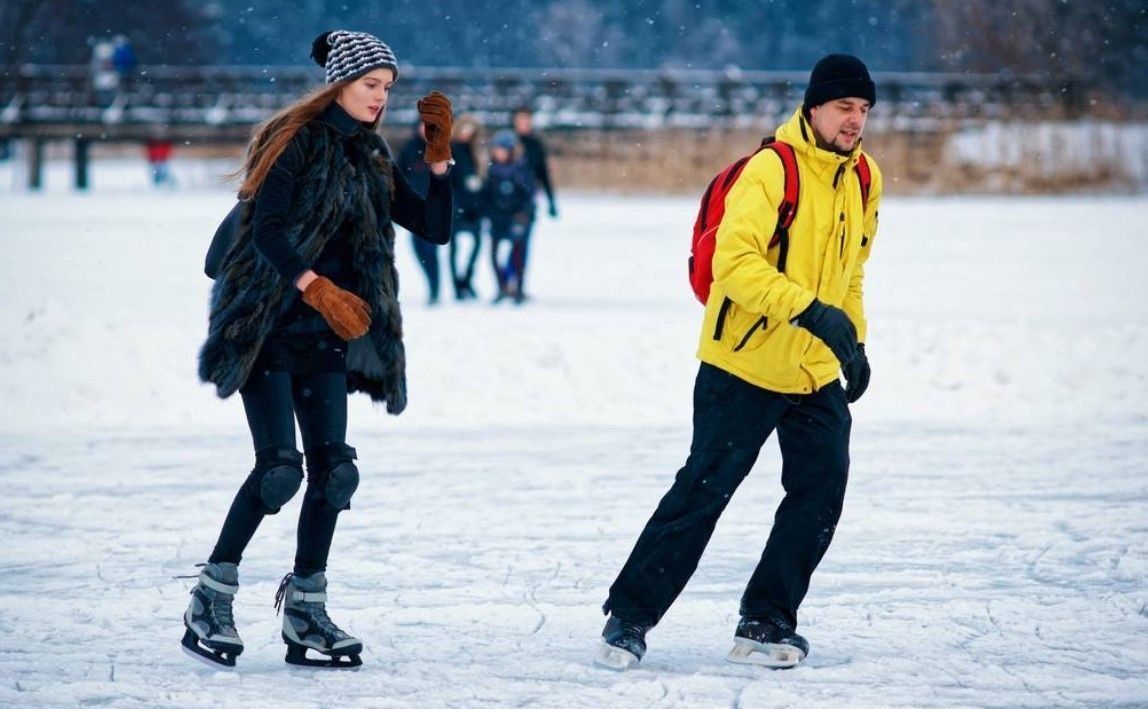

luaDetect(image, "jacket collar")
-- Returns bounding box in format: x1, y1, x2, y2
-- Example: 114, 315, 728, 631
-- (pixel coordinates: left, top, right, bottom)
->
318, 101, 363, 136
775, 106, 862, 184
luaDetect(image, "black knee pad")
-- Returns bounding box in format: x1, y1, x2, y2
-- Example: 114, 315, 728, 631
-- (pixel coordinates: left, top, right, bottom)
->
243, 447, 304, 514
305, 444, 359, 510
326, 459, 360, 510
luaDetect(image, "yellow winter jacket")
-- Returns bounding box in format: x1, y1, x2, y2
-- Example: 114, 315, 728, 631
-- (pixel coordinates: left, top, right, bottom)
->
697, 107, 883, 394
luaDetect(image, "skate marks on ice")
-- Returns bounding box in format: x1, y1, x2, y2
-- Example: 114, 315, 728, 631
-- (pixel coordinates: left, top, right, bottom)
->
1, 422, 1147, 705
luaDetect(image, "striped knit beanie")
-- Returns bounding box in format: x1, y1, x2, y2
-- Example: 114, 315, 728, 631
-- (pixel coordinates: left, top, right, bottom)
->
310, 30, 398, 84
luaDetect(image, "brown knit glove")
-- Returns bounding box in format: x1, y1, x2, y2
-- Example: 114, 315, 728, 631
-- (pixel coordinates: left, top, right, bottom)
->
301, 276, 372, 341
417, 90, 453, 163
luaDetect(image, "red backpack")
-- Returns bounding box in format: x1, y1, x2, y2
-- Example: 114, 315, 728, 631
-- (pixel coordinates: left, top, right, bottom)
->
688, 138, 872, 304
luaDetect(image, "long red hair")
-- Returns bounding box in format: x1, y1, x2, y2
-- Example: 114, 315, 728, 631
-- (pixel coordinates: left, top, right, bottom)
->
234, 81, 384, 199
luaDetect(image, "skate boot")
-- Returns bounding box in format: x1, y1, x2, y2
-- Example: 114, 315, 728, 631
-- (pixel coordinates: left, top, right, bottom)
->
594, 615, 650, 671
181, 562, 244, 668
726, 616, 809, 669
274, 572, 363, 668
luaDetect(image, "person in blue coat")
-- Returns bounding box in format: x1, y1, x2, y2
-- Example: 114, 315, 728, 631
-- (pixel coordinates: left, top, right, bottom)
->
480, 130, 535, 304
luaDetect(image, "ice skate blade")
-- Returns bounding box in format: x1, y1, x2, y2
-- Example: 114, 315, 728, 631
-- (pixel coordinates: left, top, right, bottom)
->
284, 640, 363, 669
181, 629, 238, 669
594, 641, 639, 671
726, 639, 805, 669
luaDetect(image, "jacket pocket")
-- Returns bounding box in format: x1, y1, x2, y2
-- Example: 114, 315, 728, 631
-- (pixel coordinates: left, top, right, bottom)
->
712, 298, 770, 353
732, 316, 769, 352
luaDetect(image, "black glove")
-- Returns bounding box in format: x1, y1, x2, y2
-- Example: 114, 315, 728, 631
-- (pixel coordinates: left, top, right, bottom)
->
843, 343, 870, 403
794, 299, 860, 371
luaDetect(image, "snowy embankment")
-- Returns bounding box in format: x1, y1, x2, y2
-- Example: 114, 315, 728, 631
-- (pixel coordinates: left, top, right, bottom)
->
946, 121, 1148, 189
0, 172, 1145, 706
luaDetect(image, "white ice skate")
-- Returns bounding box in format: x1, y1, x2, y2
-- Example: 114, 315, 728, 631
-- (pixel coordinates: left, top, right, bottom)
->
725, 617, 808, 669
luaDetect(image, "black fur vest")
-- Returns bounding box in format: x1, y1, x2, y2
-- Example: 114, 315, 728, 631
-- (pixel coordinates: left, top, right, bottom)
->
199, 122, 407, 414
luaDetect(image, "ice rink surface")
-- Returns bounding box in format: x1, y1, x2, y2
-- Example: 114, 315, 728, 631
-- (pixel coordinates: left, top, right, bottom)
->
1, 171, 1145, 706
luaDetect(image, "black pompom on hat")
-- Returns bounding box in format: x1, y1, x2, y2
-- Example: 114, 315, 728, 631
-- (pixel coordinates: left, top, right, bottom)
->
310, 30, 398, 84
803, 54, 876, 109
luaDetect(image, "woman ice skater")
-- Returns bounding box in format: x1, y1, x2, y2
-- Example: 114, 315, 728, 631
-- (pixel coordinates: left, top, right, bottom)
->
183, 29, 453, 669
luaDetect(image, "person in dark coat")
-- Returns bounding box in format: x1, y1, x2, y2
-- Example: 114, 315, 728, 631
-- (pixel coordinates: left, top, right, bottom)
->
511, 107, 558, 299
184, 30, 453, 670
448, 115, 483, 300
481, 130, 535, 304
397, 121, 443, 305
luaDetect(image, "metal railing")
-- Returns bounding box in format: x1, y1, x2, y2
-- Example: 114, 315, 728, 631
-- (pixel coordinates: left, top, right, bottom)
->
1, 63, 1084, 140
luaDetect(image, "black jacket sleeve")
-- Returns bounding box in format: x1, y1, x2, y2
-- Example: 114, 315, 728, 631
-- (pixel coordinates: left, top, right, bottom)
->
516, 164, 536, 217
525, 136, 556, 205
390, 164, 452, 245
251, 140, 309, 284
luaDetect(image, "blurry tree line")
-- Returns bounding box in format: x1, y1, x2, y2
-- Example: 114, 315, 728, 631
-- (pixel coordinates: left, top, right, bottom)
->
2, 0, 1145, 99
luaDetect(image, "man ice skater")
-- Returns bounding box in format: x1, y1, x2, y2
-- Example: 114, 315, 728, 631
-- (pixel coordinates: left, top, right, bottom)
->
597, 53, 883, 670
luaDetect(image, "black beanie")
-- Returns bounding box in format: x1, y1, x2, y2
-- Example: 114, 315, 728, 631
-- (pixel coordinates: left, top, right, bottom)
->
803, 54, 876, 110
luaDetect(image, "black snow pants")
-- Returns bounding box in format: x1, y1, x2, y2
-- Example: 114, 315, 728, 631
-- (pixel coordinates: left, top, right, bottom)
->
604, 362, 851, 629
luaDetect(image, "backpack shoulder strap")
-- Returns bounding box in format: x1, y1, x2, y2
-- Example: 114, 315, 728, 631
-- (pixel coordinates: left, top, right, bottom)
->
763, 140, 800, 272
764, 140, 800, 230
854, 152, 872, 213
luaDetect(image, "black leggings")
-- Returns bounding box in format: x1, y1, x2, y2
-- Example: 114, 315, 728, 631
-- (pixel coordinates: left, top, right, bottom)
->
208, 367, 349, 577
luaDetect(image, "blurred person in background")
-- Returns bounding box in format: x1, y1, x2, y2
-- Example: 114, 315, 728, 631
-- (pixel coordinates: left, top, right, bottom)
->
481, 129, 535, 304
187, 29, 453, 670
144, 137, 175, 187
448, 114, 484, 300
398, 120, 443, 305
510, 106, 558, 300
111, 35, 137, 83
88, 38, 118, 99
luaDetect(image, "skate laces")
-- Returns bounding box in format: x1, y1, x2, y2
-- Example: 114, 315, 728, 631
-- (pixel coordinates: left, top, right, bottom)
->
273, 573, 293, 615
273, 572, 344, 638
306, 601, 343, 638
606, 617, 647, 645
173, 562, 207, 581
614, 617, 647, 638
186, 564, 237, 629
738, 616, 795, 642
212, 589, 236, 629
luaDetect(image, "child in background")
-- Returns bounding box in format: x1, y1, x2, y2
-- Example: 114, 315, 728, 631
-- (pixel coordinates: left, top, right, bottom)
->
145, 139, 175, 187
481, 130, 535, 304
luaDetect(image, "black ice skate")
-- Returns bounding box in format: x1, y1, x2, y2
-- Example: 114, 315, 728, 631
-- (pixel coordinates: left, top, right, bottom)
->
594, 615, 650, 671
274, 572, 363, 668
726, 616, 809, 669
181, 562, 244, 668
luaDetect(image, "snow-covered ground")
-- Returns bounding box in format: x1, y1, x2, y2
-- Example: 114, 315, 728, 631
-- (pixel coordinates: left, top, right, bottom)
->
1, 165, 1146, 706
